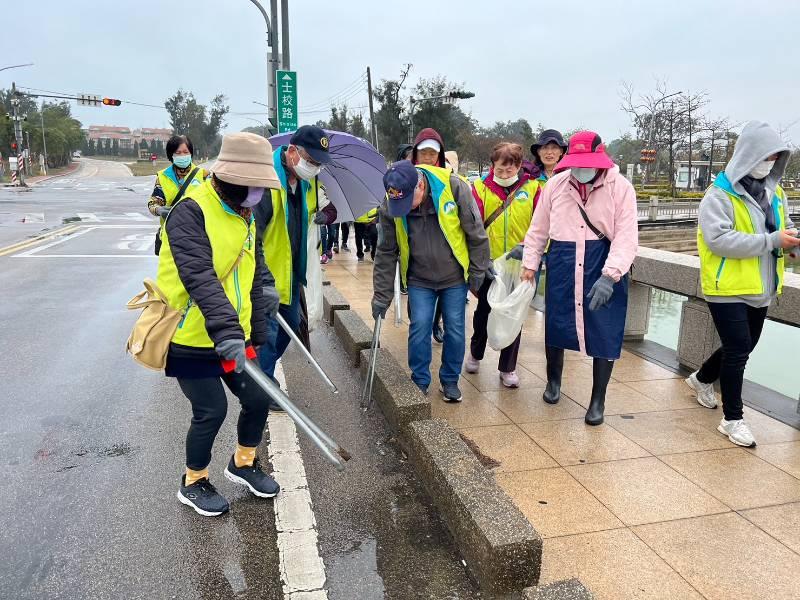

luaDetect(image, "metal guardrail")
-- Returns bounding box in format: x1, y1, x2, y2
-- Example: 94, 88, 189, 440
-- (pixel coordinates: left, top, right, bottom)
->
637, 199, 800, 222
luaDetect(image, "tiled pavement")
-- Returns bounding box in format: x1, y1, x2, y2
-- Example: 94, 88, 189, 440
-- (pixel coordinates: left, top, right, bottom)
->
321, 248, 800, 600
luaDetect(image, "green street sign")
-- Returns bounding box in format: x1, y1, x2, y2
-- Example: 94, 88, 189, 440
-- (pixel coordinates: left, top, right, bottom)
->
276, 70, 298, 133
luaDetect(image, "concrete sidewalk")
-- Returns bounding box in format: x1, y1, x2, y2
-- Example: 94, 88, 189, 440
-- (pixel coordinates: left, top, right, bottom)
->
322, 247, 800, 600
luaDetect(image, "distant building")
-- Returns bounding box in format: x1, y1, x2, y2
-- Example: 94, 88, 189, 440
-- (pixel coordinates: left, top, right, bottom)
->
86, 126, 172, 151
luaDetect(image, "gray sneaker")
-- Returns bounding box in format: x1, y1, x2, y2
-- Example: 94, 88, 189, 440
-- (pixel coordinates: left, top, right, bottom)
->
440, 382, 462, 403
685, 372, 718, 409
718, 418, 756, 447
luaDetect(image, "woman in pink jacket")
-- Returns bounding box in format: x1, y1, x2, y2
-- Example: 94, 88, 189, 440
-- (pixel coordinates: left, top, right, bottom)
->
521, 131, 638, 425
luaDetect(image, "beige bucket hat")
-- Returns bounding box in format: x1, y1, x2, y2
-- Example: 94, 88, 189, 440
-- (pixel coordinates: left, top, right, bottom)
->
212, 132, 281, 189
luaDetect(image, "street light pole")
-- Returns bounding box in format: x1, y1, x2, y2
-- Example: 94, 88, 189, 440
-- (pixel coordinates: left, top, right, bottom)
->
247, 0, 277, 128
408, 91, 474, 143
0, 63, 33, 74
40, 101, 48, 174
280, 0, 290, 70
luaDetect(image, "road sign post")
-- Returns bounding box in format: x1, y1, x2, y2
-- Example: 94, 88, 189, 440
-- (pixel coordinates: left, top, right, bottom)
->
276, 70, 298, 133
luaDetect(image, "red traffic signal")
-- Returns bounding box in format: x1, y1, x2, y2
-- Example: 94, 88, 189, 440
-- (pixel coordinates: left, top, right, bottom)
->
102, 98, 122, 106
11, 142, 17, 151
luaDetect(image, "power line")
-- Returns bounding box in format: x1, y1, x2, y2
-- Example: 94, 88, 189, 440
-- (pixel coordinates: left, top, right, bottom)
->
301, 72, 367, 110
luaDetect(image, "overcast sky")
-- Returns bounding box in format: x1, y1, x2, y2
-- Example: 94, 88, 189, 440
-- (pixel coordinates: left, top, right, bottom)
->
5, 0, 799, 145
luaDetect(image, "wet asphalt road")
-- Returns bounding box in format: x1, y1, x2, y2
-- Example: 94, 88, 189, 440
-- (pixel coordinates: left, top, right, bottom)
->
0, 159, 482, 599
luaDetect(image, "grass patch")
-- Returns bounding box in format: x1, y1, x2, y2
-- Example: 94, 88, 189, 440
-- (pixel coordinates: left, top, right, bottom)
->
129, 161, 171, 176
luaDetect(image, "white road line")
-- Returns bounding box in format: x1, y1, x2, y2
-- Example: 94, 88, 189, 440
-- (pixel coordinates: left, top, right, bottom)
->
13, 254, 157, 258
13, 226, 96, 257
270, 361, 328, 599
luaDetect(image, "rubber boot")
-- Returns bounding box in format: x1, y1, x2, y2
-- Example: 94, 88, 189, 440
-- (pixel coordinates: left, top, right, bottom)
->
585, 358, 614, 425
543, 345, 564, 404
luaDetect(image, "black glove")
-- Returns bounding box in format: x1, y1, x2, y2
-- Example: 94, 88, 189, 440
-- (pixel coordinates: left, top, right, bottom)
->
506, 244, 524, 261
313, 212, 327, 225
469, 273, 486, 294
215, 338, 246, 373
587, 275, 615, 311
486, 265, 497, 280
371, 299, 389, 320
263, 285, 280, 318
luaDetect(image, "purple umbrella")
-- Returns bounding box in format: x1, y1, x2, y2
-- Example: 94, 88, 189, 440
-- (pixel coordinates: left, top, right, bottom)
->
269, 130, 387, 222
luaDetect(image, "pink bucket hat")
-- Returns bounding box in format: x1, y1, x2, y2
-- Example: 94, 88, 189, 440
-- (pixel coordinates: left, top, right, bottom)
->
554, 131, 615, 172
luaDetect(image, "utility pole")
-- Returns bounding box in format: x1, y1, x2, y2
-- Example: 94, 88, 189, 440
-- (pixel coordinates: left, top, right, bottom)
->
668, 101, 675, 197
248, 0, 278, 130
687, 95, 693, 191
10, 82, 25, 186
40, 100, 48, 173
280, 0, 290, 70
707, 130, 715, 188
366, 66, 378, 151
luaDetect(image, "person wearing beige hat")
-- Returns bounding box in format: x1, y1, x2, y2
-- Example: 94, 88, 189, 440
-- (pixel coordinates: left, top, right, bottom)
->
156, 131, 284, 517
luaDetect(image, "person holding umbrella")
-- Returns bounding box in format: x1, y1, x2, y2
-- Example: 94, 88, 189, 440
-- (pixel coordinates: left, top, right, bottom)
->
158, 132, 283, 517
465, 142, 542, 388
530, 129, 568, 182
372, 160, 490, 402
255, 126, 337, 384
521, 131, 638, 425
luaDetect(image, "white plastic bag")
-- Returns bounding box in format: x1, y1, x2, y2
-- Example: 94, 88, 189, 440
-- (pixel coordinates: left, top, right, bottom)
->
487, 255, 535, 350
305, 225, 323, 331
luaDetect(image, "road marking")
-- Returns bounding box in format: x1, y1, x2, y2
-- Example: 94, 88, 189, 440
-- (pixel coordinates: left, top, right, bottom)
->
0, 224, 82, 257
13, 226, 96, 257
77, 212, 150, 222
13, 254, 157, 258
269, 361, 328, 599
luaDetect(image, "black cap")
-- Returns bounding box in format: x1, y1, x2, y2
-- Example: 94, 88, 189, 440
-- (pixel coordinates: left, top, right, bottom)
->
531, 129, 567, 155
290, 125, 332, 164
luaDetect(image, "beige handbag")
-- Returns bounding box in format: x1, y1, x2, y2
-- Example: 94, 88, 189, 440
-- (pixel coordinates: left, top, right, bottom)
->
125, 250, 246, 371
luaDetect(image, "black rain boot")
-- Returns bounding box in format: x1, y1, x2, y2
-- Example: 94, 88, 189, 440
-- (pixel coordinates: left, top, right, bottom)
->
543, 345, 564, 404
585, 358, 614, 425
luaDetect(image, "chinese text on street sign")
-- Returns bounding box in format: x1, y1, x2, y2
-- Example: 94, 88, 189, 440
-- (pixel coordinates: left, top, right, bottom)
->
276, 70, 298, 133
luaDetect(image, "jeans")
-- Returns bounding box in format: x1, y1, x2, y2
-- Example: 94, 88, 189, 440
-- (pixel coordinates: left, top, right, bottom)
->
696, 302, 768, 421
178, 371, 270, 470
259, 281, 302, 378
470, 277, 521, 372
407, 283, 468, 389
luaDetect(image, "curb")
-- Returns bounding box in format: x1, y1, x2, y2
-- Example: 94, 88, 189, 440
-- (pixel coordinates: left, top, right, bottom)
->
27, 161, 82, 186
524, 579, 595, 599
358, 348, 430, 437
407, 419, 542, 595
332, 309, 373, 365
322, 285, 349, 324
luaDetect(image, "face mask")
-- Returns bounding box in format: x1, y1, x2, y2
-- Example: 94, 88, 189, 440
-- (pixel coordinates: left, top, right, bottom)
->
749, 160, 775, 180
241, 187, 265, 208
293, 156, 321, 181
572, 168, 598, 184
173, 154, 192, 169
493, 173, 519, 187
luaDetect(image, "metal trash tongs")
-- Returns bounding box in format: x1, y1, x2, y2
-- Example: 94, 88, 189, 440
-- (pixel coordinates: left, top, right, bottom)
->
276, 313, 339, 394
360, 315, 383, 410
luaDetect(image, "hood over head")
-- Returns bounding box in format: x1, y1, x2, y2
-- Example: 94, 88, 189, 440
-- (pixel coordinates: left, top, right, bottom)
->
412, 128, 446, 167
725, 120, 790, 192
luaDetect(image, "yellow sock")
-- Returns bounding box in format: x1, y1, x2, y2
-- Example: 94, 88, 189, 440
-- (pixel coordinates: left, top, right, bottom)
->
235, 444, 257, 468
185, 467, 209, 486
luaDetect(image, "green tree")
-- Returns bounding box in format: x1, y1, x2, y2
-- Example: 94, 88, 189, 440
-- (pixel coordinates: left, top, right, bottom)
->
350, 113, 368, 139
140, 139, 149, 152
373, 65, 412, 158
410, 76, 473, 152
112, 138, 120, 157
328, 105, 350, 132
133, 140, 139, 157
165, 89, 228, 159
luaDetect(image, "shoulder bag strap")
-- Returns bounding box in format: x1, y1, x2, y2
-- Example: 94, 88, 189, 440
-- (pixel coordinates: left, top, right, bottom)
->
576, 203, 607, 240
484, 180, 527, 229
173, 167, 200, 205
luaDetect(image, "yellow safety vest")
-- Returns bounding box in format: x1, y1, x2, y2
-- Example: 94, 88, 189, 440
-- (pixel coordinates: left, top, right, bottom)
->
473, 176, 540, 259
355, 208, 378, 224
262, 148, 319, 305
698, 172, 786, 296
156, 164, 207, 225
156, 179, 256, 348
394, 164, 470, 287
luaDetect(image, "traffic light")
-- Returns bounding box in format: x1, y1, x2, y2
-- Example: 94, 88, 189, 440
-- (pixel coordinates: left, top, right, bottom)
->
640, 148, 656, 163
102, 98, 122, 106
10, 141, 17, 152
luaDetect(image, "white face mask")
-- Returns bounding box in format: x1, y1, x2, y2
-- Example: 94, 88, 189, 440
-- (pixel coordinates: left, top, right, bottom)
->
293, 156, 321, 181
493, 173, 519, 187
749, 160, 775, 180
572, 167, 598, 184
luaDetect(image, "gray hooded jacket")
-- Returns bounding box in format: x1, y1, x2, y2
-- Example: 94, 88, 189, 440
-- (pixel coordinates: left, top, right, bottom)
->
698, 120, 793, 307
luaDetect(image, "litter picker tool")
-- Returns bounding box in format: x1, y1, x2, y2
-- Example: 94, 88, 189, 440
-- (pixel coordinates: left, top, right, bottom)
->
276, 313, 338, 394
222, 349, 351, 471
360, 315, 383, 410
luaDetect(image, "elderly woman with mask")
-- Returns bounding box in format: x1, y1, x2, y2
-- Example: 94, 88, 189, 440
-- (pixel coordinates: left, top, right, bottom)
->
521, 132, 638, 425
530, 129, 568, 182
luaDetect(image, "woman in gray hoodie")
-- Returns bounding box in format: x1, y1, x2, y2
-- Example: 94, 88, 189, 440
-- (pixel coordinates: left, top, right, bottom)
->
686, 121, 799, 447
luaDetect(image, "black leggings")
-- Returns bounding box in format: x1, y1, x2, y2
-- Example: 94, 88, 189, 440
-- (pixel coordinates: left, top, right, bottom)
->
696, 302, 768, 421
178, 371, 270, 470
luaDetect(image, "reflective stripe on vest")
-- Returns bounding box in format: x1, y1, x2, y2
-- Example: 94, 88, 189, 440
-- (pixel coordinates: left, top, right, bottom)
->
156, 179, 256, 348
394, 164, 470, 288
156, 164, 206, 225
698, 171, 786, 296
262, 147, 319, 305
473, 176, 539, 259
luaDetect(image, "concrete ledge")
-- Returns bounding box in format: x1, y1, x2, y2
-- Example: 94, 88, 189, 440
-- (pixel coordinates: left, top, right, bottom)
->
332, 310, 373, 366
632, 246, 700, 297
359, 348, 430, 435
524, 579, 595, 600
322, 285, 350, 324
407, 419, 542, 594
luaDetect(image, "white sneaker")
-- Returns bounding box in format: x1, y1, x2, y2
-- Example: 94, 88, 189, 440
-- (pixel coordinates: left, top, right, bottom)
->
718, 418, 756, 447
685, 372, 718, 408
500, 371, 520, 388
464, 353, 480, 374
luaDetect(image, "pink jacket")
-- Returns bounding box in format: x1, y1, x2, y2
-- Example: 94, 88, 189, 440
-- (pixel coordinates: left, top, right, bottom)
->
522, 166, 639, 281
